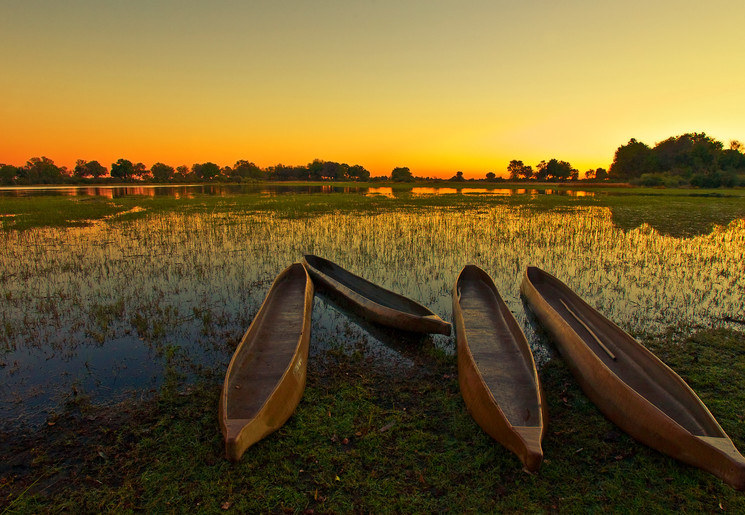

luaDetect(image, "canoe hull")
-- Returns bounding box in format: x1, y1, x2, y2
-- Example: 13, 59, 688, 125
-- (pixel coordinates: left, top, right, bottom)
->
303, 255, 451, 335
219, 263, 314, 462
521, 266, 745, 490
454, 265, 546, 472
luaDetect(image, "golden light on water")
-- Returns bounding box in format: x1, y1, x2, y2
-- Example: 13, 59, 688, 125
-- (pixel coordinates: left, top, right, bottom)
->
411, 188, 458, 196
2, 205, 742, 354
2, 199, 743, 421
366, 187, 394, 198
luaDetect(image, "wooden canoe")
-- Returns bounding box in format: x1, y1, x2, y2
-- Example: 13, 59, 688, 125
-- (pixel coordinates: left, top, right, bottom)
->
219, 263, 314, 462
454, 265, 546, 472
302, 254, 451, 336
521, 265, 745, 490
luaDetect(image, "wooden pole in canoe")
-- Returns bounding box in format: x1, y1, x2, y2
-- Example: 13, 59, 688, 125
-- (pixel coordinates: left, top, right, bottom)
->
559, 299, 617, 361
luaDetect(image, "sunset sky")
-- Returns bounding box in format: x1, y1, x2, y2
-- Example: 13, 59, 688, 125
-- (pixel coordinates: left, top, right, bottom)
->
2, 1, 744, 179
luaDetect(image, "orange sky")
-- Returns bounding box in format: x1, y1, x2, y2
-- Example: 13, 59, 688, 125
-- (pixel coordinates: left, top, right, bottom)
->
2, 1, 744, 179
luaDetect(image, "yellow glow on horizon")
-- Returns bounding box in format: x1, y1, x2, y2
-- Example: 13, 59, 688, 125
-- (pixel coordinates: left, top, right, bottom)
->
2, 1, 744, 179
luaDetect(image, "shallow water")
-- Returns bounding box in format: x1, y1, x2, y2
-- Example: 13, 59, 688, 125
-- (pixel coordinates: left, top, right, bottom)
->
1, 194, 744, 427
0, 183, 594, 198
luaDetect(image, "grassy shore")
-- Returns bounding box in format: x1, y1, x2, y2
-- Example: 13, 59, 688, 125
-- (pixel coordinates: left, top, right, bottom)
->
2, 326, 744, 513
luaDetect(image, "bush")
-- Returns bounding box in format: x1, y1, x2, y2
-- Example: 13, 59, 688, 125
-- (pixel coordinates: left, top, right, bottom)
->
635, 173, 665, 187
690, 170, 738, 188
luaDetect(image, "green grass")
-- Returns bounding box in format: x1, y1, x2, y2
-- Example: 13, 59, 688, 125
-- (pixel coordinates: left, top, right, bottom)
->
0, 197, 126, 231
2, 328, 744, 513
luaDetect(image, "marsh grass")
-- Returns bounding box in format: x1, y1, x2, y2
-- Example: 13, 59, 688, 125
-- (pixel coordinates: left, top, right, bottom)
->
1, 188, 744, 427
1, 184, 744, 511
0, 197, 124, 232
2, 328, 744, 513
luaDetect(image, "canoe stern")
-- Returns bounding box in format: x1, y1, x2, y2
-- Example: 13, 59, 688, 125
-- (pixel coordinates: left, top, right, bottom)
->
514, 425, 545, 473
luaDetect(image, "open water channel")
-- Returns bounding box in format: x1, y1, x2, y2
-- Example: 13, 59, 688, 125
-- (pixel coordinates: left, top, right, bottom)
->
1, 184, 743, 427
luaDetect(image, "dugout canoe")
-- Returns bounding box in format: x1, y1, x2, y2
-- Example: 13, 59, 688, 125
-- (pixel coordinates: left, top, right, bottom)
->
302, 254, 451, 335
454, 265, 546, 472
521, 265, 745, 490
219, 263, 314, 462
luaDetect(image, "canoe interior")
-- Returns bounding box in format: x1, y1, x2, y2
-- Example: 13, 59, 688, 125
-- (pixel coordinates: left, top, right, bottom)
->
304, 255, 433, 316
458, 267, 541, 427
225, 265, 309, 421
525, 267, 724, 438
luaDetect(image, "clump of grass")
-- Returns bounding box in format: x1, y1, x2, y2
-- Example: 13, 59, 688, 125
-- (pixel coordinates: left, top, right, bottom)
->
0, 197, 126, 231
90, 299, 125, 332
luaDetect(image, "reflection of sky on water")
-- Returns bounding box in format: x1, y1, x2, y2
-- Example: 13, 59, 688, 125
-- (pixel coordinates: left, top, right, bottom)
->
0, 183, 599, 199
365, 187, 394, 198
411, 187, 458, 195
461, 188, 511, 196
0, 184, 366, 198
1, 204, 743, 427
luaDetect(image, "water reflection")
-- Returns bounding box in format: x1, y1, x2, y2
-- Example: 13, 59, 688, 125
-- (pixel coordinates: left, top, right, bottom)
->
461, 188, 512, 196
0, 183, 601, 200
314, 291, 433, 363
0, 184, 371, 198
609, 195, 745, 238
411, 187, 458, 195
1, 203, 743, 426
366, 187, 395, 198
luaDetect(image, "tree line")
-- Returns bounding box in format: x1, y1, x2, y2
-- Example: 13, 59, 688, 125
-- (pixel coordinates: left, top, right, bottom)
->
608, 133, 745, 187
0, 158, 377, 186
500, 133, 745, 186
2, 133, 744, 186
504, 159, 608, 182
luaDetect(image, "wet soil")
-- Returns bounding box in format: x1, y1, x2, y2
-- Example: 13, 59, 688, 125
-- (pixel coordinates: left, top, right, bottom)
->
1, 394, 161, 501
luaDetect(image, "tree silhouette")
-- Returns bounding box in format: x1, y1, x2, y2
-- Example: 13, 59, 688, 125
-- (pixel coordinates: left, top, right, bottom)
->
609, 139, 657, 180
507, 160, 532, 180
151, 162, 175, 182
192, 162, 221, 181
111, 159, 135, 180
391, 167, 413, 181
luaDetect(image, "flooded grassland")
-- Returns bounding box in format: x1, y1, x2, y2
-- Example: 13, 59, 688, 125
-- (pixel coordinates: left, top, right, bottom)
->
1, 185, 743, 427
